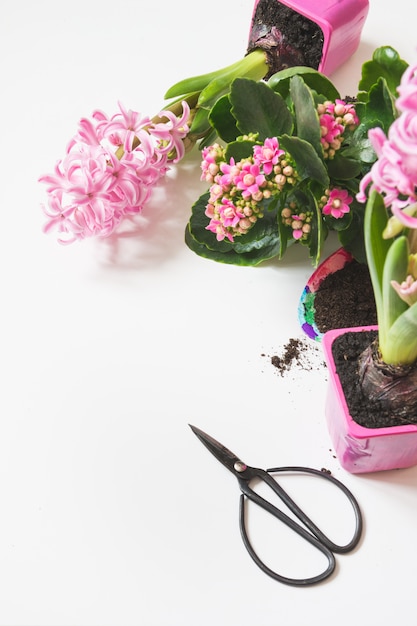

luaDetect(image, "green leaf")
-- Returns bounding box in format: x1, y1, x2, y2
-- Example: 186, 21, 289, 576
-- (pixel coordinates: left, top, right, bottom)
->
229, 78, 293, 140
224, 140, 256, 162
185, 224, 281, 265
278, 135, 329, 187
381, 235, 409, 337
289, 76, 322, 156
324, 210, 353, 233
267, 66, 340, 101
198, 127, 218, 150
384, 302, 417, 365
326, 153, 363, 180
208, 94, 239, 143
363, 190, 392, 343
362, 78, 397, 133
189, 107, 212, 136
164, 49, 268, 100
232, 201, 279, 253
197, 49, 268, 109
358, 46, 408, 98
308, 201, 326, 267
342, 121, 381, 164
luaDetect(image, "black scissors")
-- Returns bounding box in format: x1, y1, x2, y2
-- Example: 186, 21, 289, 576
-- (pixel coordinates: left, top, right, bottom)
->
189, 424, 363, 586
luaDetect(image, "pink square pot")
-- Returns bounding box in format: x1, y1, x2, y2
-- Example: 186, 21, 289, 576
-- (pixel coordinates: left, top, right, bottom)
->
322, 326, 417, 474
250, 0, 369, 76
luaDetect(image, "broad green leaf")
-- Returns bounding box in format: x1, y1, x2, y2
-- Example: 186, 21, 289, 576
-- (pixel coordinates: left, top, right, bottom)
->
342, 121, 381, 164
358, 46, 408, 98
361, 78, 397, 133
208, 94, 239, 143
185, 224, 282, 265
278, 135, 329, 187
323, 210, 353, 233
267, 66, 340, 101
229, 78, 293, 140
289, 76, 322, 156
326, 154, 363, 180
225, 140, 256, 162
232, 201, 279, 253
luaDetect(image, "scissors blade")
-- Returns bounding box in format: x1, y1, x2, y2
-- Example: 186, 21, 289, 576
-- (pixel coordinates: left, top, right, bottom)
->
189, 424, 245, 475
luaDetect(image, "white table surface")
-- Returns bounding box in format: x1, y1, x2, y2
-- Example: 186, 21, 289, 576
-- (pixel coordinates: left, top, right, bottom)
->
1, 1, 416, 624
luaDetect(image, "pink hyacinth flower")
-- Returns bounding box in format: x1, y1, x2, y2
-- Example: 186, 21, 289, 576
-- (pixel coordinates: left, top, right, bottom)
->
40, 101, 190, 243
149, 100, 190, 163
396, 63, 417, 112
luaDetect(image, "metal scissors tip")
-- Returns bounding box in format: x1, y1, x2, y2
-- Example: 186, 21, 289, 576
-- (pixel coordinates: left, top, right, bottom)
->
189, 424, 246, 475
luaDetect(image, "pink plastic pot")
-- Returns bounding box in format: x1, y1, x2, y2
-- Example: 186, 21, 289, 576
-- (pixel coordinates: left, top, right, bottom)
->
249, 0, 369, 76
322, 326, 417, 474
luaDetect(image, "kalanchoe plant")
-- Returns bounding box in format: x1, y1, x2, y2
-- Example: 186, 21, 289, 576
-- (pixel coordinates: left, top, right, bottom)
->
185, 47, 408, 266
354, 57, 417, 416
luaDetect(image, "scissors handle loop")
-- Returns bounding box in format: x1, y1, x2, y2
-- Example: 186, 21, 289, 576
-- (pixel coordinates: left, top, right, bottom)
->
265, 466, 363, 553
238, 492, 336, 586
237, 466, 362, 586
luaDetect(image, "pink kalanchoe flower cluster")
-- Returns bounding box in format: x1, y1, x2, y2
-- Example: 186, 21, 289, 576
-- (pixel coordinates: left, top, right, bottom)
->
201, 138, 295, 242
40, 101, 190, 243
322, 188, 353, 219
357, 62, 417, 228
317, 99, 359, 159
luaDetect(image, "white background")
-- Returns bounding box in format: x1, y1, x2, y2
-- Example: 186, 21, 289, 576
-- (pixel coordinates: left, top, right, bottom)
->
1, 1, 416, 624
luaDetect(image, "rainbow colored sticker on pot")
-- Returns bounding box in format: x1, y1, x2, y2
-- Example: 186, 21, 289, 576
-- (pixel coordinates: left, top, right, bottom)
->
298, 248, 353, 341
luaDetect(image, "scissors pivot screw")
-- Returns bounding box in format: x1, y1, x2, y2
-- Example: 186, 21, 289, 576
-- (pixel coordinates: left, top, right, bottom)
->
234, 461, 247, 473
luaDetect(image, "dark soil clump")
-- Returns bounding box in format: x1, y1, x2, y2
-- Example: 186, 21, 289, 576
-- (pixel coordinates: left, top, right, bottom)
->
268, 337, 322, 376
332, 330, 417, 428
271, 338, 304, 375
314, 260, 377, 333
247, 0, 324, 77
